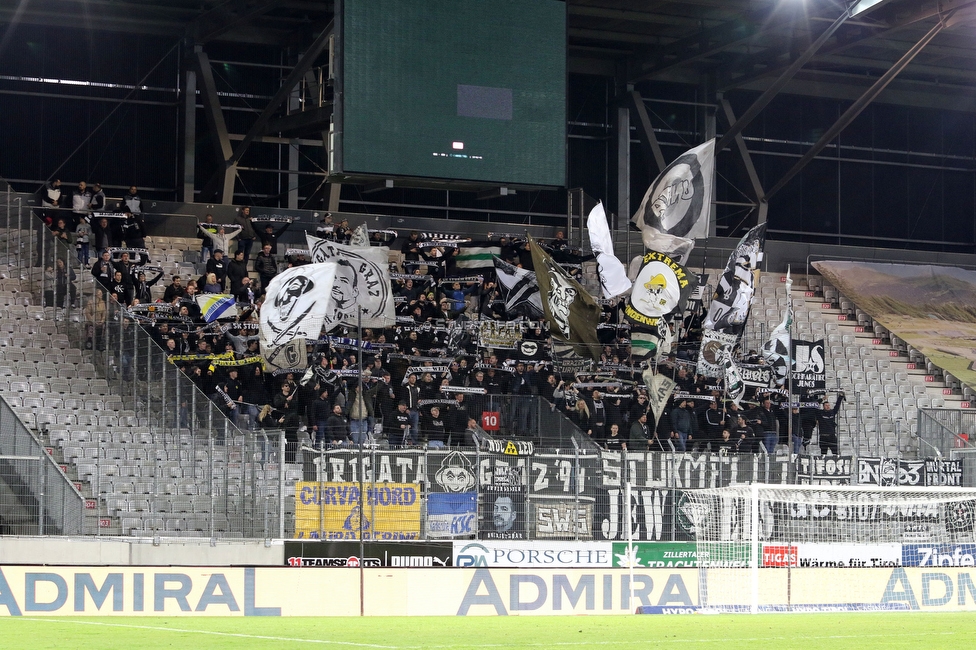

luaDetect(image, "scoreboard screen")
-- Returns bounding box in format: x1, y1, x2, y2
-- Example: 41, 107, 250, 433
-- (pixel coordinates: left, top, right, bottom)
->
338, 0, 566, 187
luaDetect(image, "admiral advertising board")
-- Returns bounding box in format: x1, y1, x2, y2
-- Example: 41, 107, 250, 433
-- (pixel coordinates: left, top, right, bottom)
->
1, 565, 976, 615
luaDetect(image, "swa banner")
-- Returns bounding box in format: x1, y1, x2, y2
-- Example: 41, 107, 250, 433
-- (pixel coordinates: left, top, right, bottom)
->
294, 482, 421, 540
625, 251, 698, 328
426, 492, 477, 539
791, 338, 826, 391
531, 500, 593, 540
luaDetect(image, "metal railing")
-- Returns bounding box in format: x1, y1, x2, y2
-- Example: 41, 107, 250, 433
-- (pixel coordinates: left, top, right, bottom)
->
918, 408, 975, 458
0, 395, 85, 535
0, 191, 286, 538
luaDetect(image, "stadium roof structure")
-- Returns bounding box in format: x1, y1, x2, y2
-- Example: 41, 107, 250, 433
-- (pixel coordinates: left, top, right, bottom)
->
5, 0, 976, 109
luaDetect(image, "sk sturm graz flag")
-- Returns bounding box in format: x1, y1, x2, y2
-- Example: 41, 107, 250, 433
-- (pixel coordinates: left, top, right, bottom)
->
306, 234, 396, 330
703, 222, 766, 335
456, 246, 501, 270
260, 337, 308, 373
259, 263, 338, 346
586, 201, 632, 299
762, 269, 793, 387
696, 328, 738, 379
625, 250, 698, 329
492, 256, 544, 319
632, 139, 715, 264
792, 338, 826, 392
529, 235, 602, 361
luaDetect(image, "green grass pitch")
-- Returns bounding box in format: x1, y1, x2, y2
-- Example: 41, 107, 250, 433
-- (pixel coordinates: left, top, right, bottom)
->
2, 613, 976, 649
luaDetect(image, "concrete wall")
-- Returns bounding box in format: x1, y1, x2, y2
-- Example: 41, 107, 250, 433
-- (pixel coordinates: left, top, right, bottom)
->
0, 536, 283, 566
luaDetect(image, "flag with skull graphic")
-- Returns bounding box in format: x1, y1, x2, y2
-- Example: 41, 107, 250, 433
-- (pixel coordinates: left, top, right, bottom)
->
259, 262, 338, 347
529, 235, 602, 361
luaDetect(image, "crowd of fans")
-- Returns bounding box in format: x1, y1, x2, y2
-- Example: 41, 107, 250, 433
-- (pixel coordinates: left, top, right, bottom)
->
32, 182, 844, 462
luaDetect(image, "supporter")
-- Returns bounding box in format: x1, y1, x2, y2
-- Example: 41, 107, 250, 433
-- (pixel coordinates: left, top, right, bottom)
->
232, 206, 257, 262
75, 217, 91, 265
226, 249, 249, 295
733, 414, 757, 453
198, 214, 217, 262
388, 402, 412, 448
113, 251, 137, 279
109, 270, 133, 305
629, 412, 651, 451
571, 400, 593, 437
132, 270, 162, 304
671, 398, 694, 452
716, 429, 736, 453
38, 179, 63, 211
421, 405, 448, 448
236, 276, 257, 305
162, 275, 186, 302
123, 185, 142, 214
121, 212, 147, 251
254, 243, 278, 291
588, 390, 608, 445
206, 224, 242, 260
256, 219, 291, 249
273, 382, 302, 462
71, 181, 92, 227
219, 368, 244, 427
324, 404, 349, 447
347, 383, 376, 446
749, 396, 779, 454
605, 423, 624, 452
91, 250, 114, 289
91, 216, 119, 251
206, 249, 228, 290
241, 365, 271, 430
702, 398, 726, 449
816, 392, 845, 455
90, 183, 106, 213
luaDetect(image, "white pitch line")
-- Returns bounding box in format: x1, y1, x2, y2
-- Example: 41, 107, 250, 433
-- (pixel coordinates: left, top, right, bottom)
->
18, 618, 398, 648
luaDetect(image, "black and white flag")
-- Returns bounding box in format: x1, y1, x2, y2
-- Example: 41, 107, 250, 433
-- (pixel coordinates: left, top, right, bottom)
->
624, 250, 697, 329
632, 139, 715, 264
259, 263, 338, 347
306, 234, 396, 329
492, 256, 544, 319
696, 329, 738, 379
762, 269, 793, 387
586, 201, 632, 299
703, 222, 765, 336
791, 338, 826, 392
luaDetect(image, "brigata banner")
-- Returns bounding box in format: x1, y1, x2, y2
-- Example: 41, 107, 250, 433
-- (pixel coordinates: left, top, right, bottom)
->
612, 542, 750, 568
452, 541, 613, 568
283, 541, 453, 567
294, 482, 421, 540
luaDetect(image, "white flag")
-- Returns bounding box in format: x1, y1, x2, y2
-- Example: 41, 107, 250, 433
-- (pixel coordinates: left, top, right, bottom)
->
762, 268, 792, 386
259, 262, 337, 346
721, 351, 746, 406
642, 368, 676, 430
306, 234, 396, 329
260, 337, 309, 373
632, 140, 715, 264
586, 201, 631, 299
349, 223, 370, 248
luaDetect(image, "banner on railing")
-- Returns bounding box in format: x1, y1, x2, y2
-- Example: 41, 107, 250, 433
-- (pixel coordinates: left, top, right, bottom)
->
294, 482, 421, 540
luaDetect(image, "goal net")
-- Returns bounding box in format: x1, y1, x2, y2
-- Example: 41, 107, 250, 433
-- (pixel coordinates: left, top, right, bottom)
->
681, 484, 976, 613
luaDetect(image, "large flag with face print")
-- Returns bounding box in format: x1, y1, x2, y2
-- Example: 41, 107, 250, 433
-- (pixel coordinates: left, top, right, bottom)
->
306, 233, 396, 329
528, 235, 602, 361
259, 262, 338, 347
632, 139, 715, 264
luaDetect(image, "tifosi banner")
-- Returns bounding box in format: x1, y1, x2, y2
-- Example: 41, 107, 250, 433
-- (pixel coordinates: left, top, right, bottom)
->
796, 456, 853, 485
294, 482, 421, 540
